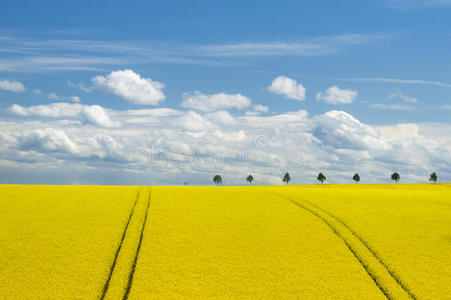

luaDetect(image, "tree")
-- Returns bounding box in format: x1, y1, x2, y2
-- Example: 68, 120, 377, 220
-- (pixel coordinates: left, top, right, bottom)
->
283, 172, 291, 184
429, 172, 437, 183
246, 174, 254, 185
213, 175, 222, 185
391, 172, 400, 183
317, 173, 326, 184
353, 173, 360, 183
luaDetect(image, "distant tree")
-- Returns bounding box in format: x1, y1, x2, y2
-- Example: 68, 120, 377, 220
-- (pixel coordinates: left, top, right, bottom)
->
317, 173, 326, 184
391, 172, 400, 183
246, 174, 254, 185
213, 175, 222, 185
283, 172, 291, 184
429, 172, 437, 183
184, 181, 188, 186
353, 173, 360, 184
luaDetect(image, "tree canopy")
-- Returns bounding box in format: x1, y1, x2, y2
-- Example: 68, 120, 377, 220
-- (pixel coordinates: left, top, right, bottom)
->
213, 175, 222, 185
283, 172, 291, 184
391, 172, 400, 183
317, 173, 326, 184
429, 172, 437, 183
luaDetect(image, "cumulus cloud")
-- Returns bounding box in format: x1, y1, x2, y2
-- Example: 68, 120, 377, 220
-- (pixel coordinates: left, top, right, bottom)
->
92, 69, 165, 105
49, 92, 81, 102
312, 111, 391, 151
80, 105, 122, 128
8, 103, 82, 118
268, 76, 306, 100
316, 86, 357, 104
8, 102, 121, 128
181, 91, 251, 112
2, 104, 450, 184
17, 128, 79, 154
389, 91, 418, 103
246, 104, 270, 116
376, 123, 422, 140
0, 80, 26, 92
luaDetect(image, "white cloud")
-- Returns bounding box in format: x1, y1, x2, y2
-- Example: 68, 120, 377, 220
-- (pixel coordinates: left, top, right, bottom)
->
8, 102, 121, 128
70, 96, 81, 103
376, 123, 422, 140
254, 104, 269, 114
369, 103, 416, 111
339, 77, 451, 88
268, 76, 306, 100
48, 92, 81, 102
176, 110, 212, 131
246, 104, 270, 116
313, 111, 391, 151
316, 86, 357, 104
386, 0, 451, 9
193, 34, 385, 57
93, 69, 165, 105
17, 128, 79, 154
0, 80, 26, 92
8, 102, 82, 118
2, 105, 450, 184
389, 91, 418, 103
181, 91, 251, 112
80, 105, 121, 128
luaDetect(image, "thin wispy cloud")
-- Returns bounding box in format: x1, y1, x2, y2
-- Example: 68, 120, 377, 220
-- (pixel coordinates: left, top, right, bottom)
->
0, 33, 387, 72
369, 103, 416, 111
290, 73, 451, 88
342, 77, 451, 88
385, 0, 451, 9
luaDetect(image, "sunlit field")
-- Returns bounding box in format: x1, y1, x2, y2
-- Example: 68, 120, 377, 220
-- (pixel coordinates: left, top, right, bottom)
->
0, 184, 450, 299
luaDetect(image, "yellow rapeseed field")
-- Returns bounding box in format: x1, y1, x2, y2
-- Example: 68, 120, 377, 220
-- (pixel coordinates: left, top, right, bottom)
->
0, 185, 140, 299
0, 183, 449, 299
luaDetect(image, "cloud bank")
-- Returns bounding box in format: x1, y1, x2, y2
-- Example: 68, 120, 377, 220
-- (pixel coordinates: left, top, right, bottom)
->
2, 102, 450, 185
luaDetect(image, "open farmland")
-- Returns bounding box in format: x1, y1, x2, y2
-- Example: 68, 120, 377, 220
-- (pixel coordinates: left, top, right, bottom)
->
0, 184, 450, 299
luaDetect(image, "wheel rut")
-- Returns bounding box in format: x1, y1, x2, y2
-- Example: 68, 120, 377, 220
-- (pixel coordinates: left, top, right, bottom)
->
100, 189, 141, 300
99, 187, 151, 300
270, 192, 416, 300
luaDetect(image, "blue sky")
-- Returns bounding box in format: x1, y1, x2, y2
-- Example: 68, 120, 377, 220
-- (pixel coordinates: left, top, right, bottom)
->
0, 1, 450, 185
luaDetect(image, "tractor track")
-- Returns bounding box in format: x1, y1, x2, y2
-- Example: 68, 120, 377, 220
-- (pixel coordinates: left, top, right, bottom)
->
122, 188, 151, 300
270, 192, 416, 300
100, 189, 141, 300
301, 198, 417, 299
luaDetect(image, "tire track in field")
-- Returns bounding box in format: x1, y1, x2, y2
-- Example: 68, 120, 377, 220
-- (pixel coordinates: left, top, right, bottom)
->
100, 189, 141, 300
122, 187, 151, 300
270, 192, 415, 300
302, 198, 417, 300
